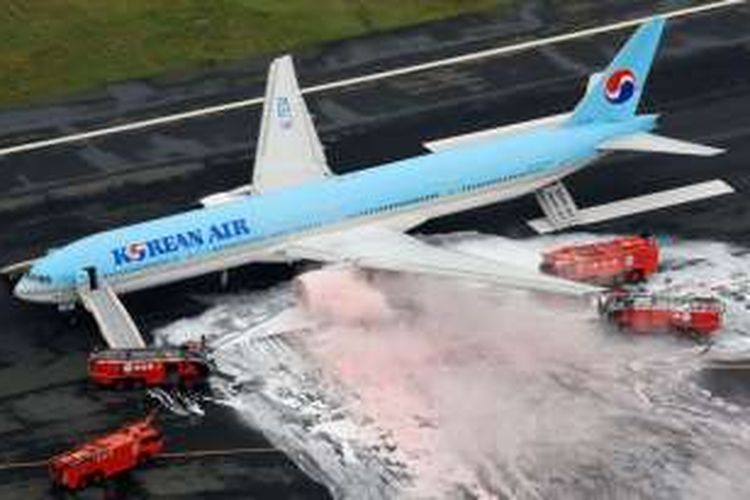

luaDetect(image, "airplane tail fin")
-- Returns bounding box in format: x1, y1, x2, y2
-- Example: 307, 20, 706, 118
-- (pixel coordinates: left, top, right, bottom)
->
568, 17, 666, 126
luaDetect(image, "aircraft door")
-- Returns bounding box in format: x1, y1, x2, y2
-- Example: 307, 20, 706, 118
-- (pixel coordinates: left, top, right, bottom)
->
76, 267, 99, 291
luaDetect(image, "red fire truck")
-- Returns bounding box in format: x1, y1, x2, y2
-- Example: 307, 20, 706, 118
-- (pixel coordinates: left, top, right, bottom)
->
49, 413, 163, 490
540, 235, 659, 285
598, 292, 723, 337
88, 345, 210, 389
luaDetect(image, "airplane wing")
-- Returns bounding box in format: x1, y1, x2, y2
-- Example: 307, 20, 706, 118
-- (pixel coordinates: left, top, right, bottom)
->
253, 55, 333, 193
280, 226, 599, 297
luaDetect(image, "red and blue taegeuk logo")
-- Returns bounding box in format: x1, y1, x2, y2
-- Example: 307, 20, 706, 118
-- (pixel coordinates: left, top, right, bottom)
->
604, 69, 636, 104
125, 242, 147, 262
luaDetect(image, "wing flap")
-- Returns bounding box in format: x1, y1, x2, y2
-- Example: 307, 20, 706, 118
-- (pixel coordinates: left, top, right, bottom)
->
284, 227, 599, 297
253, 56, 332, 193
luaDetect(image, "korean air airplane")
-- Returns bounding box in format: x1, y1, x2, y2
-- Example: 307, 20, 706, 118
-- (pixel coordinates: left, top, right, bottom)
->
12, 18, 724, 347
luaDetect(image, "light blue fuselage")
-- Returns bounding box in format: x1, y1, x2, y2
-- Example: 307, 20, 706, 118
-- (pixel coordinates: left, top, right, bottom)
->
17, 116, 656, 303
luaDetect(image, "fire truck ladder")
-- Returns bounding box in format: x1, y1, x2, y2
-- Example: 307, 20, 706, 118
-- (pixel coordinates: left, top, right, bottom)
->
76, 267, 146, 349
533, 181, 580, 231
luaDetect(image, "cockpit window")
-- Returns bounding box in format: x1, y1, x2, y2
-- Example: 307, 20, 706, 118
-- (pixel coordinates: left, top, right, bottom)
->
27, 273, 52, 284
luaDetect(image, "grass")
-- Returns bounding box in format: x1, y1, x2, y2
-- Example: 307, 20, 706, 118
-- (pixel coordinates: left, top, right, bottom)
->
0, 0, 507, 107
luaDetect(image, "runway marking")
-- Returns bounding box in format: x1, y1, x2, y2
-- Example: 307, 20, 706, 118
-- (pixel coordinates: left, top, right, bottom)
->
527, 179, 736, 234
0, 0, 743, 158
0, 460, 47, 471
158, 447, 282, 459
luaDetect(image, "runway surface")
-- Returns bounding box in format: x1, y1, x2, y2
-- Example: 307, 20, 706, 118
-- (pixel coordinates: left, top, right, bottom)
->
0, 0, 749, 497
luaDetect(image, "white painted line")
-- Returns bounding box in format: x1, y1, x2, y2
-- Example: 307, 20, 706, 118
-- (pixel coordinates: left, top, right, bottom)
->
0, 258, 36, 277
527, 179, 735, 234
0, 0, 743, 158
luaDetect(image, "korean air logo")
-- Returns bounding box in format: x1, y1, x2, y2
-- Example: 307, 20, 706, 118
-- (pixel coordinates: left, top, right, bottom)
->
604, 69, 636, 104
125, 242, 147, 262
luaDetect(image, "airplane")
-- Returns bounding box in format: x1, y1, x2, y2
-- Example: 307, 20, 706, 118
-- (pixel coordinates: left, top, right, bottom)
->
11, 17, 725, 348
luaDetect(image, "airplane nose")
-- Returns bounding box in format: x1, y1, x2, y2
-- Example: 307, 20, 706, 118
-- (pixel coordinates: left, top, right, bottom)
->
13, 276, 31, 301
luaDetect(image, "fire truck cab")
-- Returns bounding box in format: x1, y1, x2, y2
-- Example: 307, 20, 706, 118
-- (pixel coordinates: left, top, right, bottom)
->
89, 345, 210, 388
49, 413, 163, 490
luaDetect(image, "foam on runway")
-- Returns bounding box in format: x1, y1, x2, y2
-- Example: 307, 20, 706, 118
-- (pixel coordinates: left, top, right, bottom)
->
156, 234, 750, 499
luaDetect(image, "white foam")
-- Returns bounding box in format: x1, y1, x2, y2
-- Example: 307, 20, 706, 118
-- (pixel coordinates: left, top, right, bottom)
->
155, 233, 750, 499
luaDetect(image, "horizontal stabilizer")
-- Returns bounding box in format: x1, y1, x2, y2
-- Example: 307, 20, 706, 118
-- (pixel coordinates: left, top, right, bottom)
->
599, 132, 725, 157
